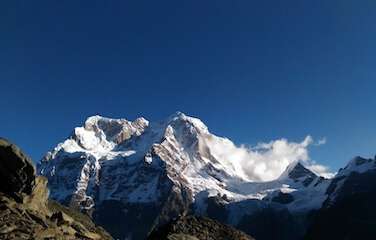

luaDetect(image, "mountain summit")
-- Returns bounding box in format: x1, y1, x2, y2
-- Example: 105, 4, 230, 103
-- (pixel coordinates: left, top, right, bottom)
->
38, 113, 332, 240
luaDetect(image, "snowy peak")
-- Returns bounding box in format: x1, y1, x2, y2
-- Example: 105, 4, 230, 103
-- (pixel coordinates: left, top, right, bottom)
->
288, 162, 317, 180
82, 115, 149, 144
164, 112, 209, 135
324, 155, 376, 207
39, 113, 248, 205
336, 156, 376, 177
41, 115, 149, 162
279, 161, 317, 180
278, 161, 318, 187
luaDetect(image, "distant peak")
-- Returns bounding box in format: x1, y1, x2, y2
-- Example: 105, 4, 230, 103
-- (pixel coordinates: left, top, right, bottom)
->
350, 156, 368, 165
167, 111, 187, 120
133, 117, 149, 126
83, 115, 132, 129
72, 115, 150, 147
84, 115, 106, 125
336, 155, 376, 177
84, 115, 149, 126
279, 161, 317, 180
342, 156, 370, 170
83, 115, 123, 129
165, 112, 209, 133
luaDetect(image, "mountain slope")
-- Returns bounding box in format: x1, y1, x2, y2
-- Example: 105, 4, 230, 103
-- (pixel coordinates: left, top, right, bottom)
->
38, 113, 331, 240
305, 156, 376, 240
202, 161, 330, 240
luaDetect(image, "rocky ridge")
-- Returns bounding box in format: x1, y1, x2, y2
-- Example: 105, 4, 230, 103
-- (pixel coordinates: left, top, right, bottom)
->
147, 215, 254, 240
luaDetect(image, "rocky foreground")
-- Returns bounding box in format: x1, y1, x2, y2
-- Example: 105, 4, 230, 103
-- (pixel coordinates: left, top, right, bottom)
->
147, 215, 254, 240
0, 138, 112, 240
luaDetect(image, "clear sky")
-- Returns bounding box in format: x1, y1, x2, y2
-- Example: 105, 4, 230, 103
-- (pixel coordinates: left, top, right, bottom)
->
1, 1, 375, 172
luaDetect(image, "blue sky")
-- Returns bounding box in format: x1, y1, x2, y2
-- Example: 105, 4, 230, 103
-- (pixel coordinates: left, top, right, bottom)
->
1, 1, 375, 172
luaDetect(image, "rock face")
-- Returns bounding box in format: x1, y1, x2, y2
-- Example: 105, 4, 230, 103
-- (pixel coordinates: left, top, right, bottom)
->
0, 138, 112, 240
0, 138, 35, 196
147, 215, 254, 240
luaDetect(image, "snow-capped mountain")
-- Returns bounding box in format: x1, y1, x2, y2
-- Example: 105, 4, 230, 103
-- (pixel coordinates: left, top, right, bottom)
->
305, 155, 376, 240
323, 155, 376, 206
38, 112, 343, 240
39, 113, 251, 206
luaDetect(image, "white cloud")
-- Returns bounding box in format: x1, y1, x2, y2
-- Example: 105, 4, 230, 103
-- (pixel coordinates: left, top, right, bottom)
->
306, 164, 335, 179
315, 137, 327, 146
207, 135, 333, 182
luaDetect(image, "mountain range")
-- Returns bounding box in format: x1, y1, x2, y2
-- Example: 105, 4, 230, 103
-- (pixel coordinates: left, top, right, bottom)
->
35, 112, 376, 240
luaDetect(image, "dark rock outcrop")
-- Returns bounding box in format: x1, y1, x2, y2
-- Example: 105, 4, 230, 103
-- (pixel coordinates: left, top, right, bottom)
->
236, 205, 304, 240
0, 138, 112, 240
0, 138, 35, 197
147, 215, 254, 240
271, 191, 294, 204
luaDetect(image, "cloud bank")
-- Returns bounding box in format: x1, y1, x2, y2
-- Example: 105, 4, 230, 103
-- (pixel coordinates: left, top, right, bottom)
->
208, 135, 333, 182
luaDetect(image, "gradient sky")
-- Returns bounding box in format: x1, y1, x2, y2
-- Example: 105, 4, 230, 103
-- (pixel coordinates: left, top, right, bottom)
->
1, 1, 375, 172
